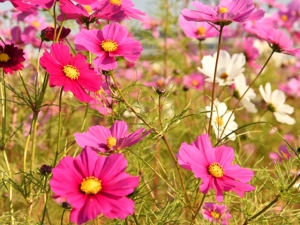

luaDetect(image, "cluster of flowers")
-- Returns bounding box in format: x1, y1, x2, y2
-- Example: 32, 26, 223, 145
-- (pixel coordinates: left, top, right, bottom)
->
0, 0, 299, 224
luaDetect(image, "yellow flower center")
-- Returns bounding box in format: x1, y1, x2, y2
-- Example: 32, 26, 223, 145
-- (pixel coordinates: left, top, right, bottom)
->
0, 53, 10, 62
83, 5, 93, 14
281, 15, 288, 22
215, 117, 224, 127
80, 176, 102, 195
192, 80, 199, 87
218, 7, 228, 14
101, 40, 118, 52
220, 72, 228, 80
197, 27, 206, 36
110, 0, 122, 6
106, 136, 117, 149
63, 65, 80, 80
211, 211, 221, 219
32, 21, 41, 29
208, 163, 225, 178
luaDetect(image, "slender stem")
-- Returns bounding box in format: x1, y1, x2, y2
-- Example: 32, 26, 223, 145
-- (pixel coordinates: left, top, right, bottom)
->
162, 135, 191, 204
54, 88, 63, 166
110, 72, 155, 131
60, 210, 66, 225
23, 133, 31, 173
132, 213, 140, 225
207, 26, 224, 135
243, 173, 300, 225
1, 71, 14, 224
40, 177, 50, 224
53, 3, 57, 42
190, 194, 206, 225
163, 0, 169, 78
19, 71, 33, 108
219, 50, 275, 140
111, 72, 191, 205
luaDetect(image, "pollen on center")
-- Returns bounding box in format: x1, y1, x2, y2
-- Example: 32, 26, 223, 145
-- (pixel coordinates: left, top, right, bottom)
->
63, 65, 80, 80
110, 0, 122, 6
220, 72, 228, 80
197, 27, 206, 36
211, 211, 221, 219
218, 7, 228, 14
106, 136, 117, 149
215, 116, 224, 127
101, 40, 118, 52
208, 162, 225, 178
0, 52, 11, 62
80, 176, 102, 195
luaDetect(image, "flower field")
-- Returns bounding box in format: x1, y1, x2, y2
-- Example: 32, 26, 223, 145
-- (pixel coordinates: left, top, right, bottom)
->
0, 0, 300, 224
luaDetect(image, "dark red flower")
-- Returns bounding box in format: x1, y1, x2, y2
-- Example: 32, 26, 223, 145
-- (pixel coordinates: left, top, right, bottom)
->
0, 43, 25, 74
41, 26, 71, 42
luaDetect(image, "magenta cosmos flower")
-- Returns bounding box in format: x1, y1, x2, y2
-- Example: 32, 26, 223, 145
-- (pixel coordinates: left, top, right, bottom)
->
181, 0, 265, 26
50, 147, 139, 224
0, 43, 25, 74
40, 43, 102, 102
178, 134, 255, 202
202, 202, 232, 225
74, 120, 151, 153
108, 0, 145, 21
74, 22, 142, 71
58, 0, 124, 25
256, 27, 300, 56
179, 15, 219, 40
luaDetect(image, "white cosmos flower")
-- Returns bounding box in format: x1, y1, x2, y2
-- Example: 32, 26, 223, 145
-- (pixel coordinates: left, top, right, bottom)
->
206, 100, 238, 141
198, 50, 245, 86
234, 74, 257, 113
259, 83, 295, 125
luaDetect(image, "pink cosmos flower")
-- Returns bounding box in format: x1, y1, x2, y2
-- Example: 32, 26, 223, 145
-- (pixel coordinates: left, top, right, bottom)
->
142, 15, 161, 38
182, 73, 204, 90
40, 43, 102, 102
181, 0, 265, 26
74, 120, 151, 153
240, 37, 261, 70
58, 0, 125, 25
74, 22, 142, 70
50, 147, 140, 224
255, 28, 300, 56
202, 202, 232, 225
280, 77, 300, 98
178, 134, 255, 202
108, 0, 145, 21
89, 82, 113, 116
269, 134, 296, 163
179, 15, 219, 40
0, 43, 25, 74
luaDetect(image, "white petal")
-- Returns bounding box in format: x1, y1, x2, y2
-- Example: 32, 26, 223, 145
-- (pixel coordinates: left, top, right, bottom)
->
274, 112, 296, 125
271, 89, 286, 105
277, 104, 294, 114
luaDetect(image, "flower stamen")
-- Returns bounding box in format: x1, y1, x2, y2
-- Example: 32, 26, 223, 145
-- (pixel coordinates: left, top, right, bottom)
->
63, 65, 80, 80
106, 136, 117, 149
110, 0, 122, 6
0, 52, 10, 62
208, 162, 225, 178
218, 7, 228, 14
101, 40, 118, 52
80, 176, 102, 194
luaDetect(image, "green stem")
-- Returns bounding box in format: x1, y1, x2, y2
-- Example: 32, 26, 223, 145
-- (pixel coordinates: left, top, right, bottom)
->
40, 176, 50, 224
54, 88, 63, 167
207, 25, 224, 136
161, 135, 191, 205
60, 210, 66, 225
190, 194, 206, 225
243, 173, 300, 225
220, 50, 275, 140
132, 213, 140, 225
19, 71, 33, 108
1, 71, 14, 224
